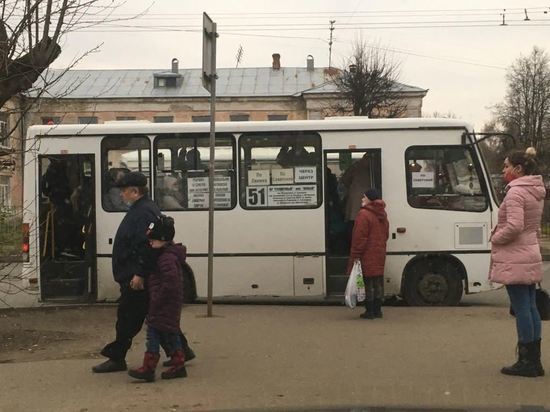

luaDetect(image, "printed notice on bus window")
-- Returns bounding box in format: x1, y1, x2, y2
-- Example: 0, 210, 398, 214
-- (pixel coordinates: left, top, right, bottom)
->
248, 170, 270, 186
294, 166, 316, 183
187, 175, 231, 208
411, 172, 435, 188
268, 185, 317, 206
271, 168, 294, 185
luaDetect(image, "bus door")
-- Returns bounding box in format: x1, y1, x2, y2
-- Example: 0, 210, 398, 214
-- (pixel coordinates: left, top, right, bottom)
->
324, 149, 382, 296
38, 154, 97, 301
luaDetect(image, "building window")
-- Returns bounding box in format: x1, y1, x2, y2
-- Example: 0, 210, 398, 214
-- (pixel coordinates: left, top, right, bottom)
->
101, 136, 150, 212
0, 176, 10, 207
154, 116, 174, 123
230, 114, 250, 122
0, 113, 8, 146
78, 116, 98, 124
42, 117, 61, 125
155, 77, 177, 88
268, 114, 288, 121
116, 116, 137, 121
192, 115, 211, 123
154, 134, 236, 211
405, 145, 488, 212
239, 132, 322, 210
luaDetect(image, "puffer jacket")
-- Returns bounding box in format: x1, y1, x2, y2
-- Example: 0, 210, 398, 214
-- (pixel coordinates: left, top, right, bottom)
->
348, 200, 390, 277
489, 175, 546, 285
146, 243, 187, 332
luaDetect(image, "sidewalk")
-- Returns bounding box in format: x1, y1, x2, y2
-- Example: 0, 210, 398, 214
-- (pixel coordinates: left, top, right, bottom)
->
2, 303, 550, 412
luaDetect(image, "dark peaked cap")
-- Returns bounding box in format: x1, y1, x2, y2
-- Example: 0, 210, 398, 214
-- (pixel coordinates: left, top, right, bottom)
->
115, 171, 147, 188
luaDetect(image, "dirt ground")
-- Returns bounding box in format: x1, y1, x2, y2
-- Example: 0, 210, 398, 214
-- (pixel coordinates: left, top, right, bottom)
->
2, 298, 550, 412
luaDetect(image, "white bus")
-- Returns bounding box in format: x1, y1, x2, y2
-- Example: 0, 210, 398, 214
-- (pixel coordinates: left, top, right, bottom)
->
20, 118, 513, 306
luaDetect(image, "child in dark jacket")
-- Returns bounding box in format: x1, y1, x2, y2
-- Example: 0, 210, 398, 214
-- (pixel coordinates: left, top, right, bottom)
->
128, 215, 187, 382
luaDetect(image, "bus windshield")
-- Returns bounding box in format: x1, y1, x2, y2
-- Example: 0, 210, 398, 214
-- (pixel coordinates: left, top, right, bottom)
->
475, 133, 516, 205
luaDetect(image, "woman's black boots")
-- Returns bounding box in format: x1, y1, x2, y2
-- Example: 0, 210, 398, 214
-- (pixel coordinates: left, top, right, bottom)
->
501, 341, 543, 377
534, 339, 545, 376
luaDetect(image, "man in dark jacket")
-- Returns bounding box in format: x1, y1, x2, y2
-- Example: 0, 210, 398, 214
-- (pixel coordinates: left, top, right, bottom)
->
92, 172, 194, 373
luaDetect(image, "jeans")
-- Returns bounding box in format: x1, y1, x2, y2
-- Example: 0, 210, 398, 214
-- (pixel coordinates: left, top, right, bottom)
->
506, 284, 541, 343
146, 326, 182, 355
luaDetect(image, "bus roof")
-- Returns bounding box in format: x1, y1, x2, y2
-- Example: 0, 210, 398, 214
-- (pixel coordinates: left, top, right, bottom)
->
27, 117, 474, 138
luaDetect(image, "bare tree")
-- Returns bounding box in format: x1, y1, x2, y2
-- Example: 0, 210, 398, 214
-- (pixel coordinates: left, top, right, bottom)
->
0, 1, 128, 108
424, 110, 457, 119
493, 46, 550, 155
0, 1, 142, 301
331, 40, 406, 118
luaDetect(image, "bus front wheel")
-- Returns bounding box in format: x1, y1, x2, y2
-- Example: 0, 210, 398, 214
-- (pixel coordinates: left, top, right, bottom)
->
403, 258, 463, 306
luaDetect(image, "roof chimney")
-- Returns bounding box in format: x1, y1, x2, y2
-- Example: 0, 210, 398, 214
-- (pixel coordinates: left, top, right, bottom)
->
306, 55, 314, 71
171, 58, 179, 73
272, 53, 281, 70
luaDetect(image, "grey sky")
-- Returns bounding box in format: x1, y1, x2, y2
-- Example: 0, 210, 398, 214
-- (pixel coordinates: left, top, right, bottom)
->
54, 0, 550, 129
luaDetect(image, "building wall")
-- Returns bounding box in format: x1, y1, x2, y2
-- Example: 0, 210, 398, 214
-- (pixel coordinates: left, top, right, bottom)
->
27, 96, 309, 125
0, 98, 24, 208
25, 91, 425, 126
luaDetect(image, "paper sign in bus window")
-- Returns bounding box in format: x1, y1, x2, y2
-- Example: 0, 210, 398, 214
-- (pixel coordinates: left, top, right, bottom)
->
268, 185, 317, 207
411, 172, 435, 188
188, 175, 232, 208
248, 169, 270, 186
271, 168, 294, 185
294, 166, 316, 183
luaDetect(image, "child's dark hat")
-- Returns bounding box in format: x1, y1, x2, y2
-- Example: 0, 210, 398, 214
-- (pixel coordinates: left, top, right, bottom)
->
147, 215, 175, 241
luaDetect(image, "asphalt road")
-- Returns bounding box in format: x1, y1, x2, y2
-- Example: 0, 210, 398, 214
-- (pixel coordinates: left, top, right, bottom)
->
0, 263, 550, 412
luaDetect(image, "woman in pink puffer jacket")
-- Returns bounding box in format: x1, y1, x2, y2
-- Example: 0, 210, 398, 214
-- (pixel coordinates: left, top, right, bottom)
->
489, 147, 546, 378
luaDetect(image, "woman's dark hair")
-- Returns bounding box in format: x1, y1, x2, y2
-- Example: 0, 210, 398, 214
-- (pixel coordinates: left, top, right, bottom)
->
506, 147, 539, 175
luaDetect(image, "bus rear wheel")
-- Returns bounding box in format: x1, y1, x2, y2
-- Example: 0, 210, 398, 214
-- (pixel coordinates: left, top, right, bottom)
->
403, 258, 463, 306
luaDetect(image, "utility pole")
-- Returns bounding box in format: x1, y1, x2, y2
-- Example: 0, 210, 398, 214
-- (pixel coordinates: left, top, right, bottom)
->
328, 20, 335, 68
202, 12, 218, 318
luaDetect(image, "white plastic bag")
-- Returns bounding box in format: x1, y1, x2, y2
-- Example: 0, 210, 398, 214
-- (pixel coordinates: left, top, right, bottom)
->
345, 260, 365, 308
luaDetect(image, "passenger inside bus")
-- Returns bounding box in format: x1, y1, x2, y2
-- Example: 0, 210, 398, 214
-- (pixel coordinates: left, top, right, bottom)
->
340, 153, 372, 222
104, 168, 129, 211
185, 148, 205, 171
276, 144, 316, 167
325, 166, 348, 255
157, 175, 185, 209
174, 148, 187, 171
41, 158, 88, 259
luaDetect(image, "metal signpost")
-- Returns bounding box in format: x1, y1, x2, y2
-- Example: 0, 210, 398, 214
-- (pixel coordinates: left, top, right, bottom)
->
202, 12, 217, 317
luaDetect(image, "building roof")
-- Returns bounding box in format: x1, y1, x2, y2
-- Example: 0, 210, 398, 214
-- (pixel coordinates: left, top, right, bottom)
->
34, 67, 427, 99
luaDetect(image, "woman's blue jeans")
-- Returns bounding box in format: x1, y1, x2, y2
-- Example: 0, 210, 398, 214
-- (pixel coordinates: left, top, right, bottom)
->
506, 284, 541, 343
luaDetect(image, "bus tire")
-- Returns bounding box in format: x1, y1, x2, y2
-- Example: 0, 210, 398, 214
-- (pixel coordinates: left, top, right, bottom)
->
403, 257, 463, 306
181, 262, 198, 304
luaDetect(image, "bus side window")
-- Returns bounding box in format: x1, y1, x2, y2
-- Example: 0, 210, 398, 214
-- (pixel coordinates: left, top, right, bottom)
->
101, 136, 150, 212
405, 145, 488, 212
239, 132, 322, 210
153, 134, 236, 211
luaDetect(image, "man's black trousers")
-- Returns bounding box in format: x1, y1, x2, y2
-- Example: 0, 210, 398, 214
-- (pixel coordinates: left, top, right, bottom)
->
100, 283, 189, 361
